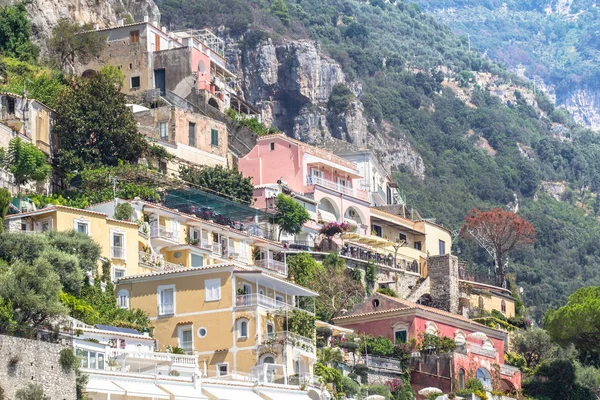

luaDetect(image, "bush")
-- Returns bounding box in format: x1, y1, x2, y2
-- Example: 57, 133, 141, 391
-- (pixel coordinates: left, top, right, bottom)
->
360, 384, 392, 399
341, 376, 360, 397
377, 287, 398, 297
59, 348, 77, 372
15, 384, 49, 400
113, 202, 134, 221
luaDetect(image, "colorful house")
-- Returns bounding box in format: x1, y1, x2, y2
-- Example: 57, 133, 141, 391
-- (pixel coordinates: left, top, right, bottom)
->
332, 293, 521, 396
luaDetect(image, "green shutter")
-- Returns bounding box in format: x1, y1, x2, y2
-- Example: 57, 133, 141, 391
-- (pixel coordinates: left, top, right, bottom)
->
395, 330, 407, 343
211, 128, 218, 146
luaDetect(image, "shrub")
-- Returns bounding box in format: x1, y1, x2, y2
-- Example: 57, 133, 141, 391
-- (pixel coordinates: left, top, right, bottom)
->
15, 384, 49, 400
377, 287, 398, 297
341, 376, 360, 397
59, 348, 77, 372
113, 202, 134, 221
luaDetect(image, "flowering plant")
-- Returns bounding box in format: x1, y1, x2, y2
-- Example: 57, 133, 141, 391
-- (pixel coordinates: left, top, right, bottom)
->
319, 222, 350, 238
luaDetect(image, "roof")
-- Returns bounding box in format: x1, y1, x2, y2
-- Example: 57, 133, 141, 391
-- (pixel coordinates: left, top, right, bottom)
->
95, 325, 140, 335
257, 134, 359, 172
333, 293, 505, 336
370, 208, 424, 234
0, 91, 56, 112
116, 263, 236, 283
6, 204, 139, 226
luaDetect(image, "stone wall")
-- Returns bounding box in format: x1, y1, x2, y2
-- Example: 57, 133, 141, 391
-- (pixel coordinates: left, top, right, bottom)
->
428, 254, 459, 314
0, 335, 77, 400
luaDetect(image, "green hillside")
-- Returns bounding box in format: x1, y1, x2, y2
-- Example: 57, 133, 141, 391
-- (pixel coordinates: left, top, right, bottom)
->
157, 0, 600, 322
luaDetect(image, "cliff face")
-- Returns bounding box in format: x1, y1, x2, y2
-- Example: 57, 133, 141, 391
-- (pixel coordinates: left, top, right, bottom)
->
232, 38, 425, 177
1, 0, 160, 42
560, 86, 600, 131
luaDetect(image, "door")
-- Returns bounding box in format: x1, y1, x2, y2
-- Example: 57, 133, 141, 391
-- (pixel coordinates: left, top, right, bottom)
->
220, 236, 228, 256
154, 69, 166, 96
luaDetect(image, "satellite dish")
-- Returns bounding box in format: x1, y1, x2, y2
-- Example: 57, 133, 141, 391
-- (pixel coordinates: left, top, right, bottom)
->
198, 61, 207, 74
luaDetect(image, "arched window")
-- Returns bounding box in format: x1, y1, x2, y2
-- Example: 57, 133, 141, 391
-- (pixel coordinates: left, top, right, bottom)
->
483, 339, 496, 351
478, 296, 484, 309
501, 300, 506, 313
261, 355, 276, 364
458, 368, 466, 390
117, 289, 129, 309
237, 319, 248, 338
454, 330, 466, 346
476, 367, 492, 390
425, 321, 439, 336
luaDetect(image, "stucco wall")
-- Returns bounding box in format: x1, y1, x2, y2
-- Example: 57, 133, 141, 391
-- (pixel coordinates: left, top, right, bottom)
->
0, 335, 77, 400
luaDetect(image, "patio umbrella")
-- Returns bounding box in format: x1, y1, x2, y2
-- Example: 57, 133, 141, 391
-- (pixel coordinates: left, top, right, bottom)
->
418, 387, 443, 395
341, 232, 361, 240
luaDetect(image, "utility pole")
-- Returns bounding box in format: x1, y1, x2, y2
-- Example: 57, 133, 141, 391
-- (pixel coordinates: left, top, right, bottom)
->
112, 177, 118, 202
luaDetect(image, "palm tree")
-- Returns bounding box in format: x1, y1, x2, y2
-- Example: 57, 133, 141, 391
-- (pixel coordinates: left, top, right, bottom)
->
318, 347, 344, 367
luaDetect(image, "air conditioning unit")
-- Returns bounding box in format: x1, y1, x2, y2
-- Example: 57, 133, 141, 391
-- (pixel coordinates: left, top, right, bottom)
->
348, 209, 357, 218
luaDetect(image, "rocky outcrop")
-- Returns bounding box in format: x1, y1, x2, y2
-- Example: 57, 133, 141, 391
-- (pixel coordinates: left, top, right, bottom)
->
560, 86, 600, 131
1, 0, 160, 43
234, 37, 425, 177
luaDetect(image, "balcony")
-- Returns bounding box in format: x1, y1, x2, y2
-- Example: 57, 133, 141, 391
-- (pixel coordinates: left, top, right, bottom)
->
150, 224, 180, 243
500, 363, 520, 377
307, 175, 369, 201
364, 355, 403, 372
139, 251, 164, 270
235, 294, 314, 315
111, 246, 125, 259
470, 343, 497, 359
106, 349, 197, 367
254, 258, 288, 275
261, 331, 315, 354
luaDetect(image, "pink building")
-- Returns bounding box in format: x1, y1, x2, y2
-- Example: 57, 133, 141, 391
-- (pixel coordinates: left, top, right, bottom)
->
238, 134, 372, 246
333, 293, 521, 396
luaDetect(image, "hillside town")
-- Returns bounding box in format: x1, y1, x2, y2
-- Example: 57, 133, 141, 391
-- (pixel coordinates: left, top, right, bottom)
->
0, 18, 530, 400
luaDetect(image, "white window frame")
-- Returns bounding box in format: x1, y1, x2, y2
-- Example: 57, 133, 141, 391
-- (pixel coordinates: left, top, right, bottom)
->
392, 322, 409, 344
117, 289, 129, 309
275, 294, 284, 304
237, 318, 249, 339
190, 252, 204, 268
205, 278, 221, 302
178, 325, 194, 354
74, 219, 91, 235
266, 321, 275, 335
110, 229, 126, 260
197, 326, 207, 338
217, 362, 229, 376
113, 267, 126, 282
38, 218, 52, 232
157, 284, 176, 316
159, 121, 168, 140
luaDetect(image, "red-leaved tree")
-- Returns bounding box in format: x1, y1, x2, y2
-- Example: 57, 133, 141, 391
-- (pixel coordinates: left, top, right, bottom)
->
460, 208, 536, 287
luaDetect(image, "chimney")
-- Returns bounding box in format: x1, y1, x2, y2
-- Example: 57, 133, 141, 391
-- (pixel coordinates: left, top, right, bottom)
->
161, 26, 167, 33
144, 15, 149, 23
118, 19, 124, 26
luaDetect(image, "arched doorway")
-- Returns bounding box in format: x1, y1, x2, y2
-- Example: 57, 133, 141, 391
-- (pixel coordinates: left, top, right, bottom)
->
317, 197, 340, 223
260, 354, 276, 364
208, 97, 220, 110
476, 367, 492, 390
343, 206, 365, 233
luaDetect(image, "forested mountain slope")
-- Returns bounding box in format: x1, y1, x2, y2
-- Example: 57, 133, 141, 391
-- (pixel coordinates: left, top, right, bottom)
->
158, 0, 600, 322
411, 0, 600, 130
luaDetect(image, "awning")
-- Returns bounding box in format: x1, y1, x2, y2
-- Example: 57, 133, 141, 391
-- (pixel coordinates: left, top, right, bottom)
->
157, 383, 208, 400
257, 387, 312, 400
318, 210, 337, 223
114, 381, 170, 399
202, 385, 263, 400
85, 377, 126, 395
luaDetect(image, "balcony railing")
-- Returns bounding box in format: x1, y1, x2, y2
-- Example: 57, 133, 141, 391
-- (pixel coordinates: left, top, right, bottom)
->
235, 294, 314, 315
139, 251, 164, 269
150, 225, 180, 242
364, 355, 402, 371
254, 258, 288, 275
106, 349, 197, 366
470, 343, 497, 359
262, 331, 314, 353
500, 363, 520, 377
307, 175, 369, 201
111, 246, 125, 259
159, 302, 174, 315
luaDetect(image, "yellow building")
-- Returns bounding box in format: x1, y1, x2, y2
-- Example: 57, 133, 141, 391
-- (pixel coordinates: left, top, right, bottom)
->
460, 280, 516, 318
4, 204, 151, 280
116, 264, 318, 382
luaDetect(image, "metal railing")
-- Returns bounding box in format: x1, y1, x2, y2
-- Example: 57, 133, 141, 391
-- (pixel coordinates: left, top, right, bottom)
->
235, 294, 314, 315
264, 331, 314, 352
150, 224, 180, 242
111, 246, 125, 259
106, 349, 197, 366
139, 251, 164, 269
159, 302, 174, 315
254, 258, 288, 275
307, 175, 370, 201
470, 343, 497, 359
364, 355, 402, 371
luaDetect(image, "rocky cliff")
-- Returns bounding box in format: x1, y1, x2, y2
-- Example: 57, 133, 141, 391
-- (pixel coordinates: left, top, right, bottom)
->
230, 37, 425, 178
0, 0, 160, 42
560, 86, 600, 131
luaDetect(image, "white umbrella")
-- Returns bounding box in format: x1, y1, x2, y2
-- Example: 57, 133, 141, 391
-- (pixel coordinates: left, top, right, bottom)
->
365, 396, 386, 400
418, 387, 443, 395
468, 331, 488, 340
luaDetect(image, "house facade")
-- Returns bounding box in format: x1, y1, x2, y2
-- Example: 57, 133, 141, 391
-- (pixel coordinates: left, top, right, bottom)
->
115, 265, 318, 383
332, 293, 521, 396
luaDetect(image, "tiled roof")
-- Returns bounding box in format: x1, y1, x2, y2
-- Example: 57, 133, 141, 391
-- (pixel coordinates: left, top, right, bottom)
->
6, 204, 137, 225
117, 263, 236, 282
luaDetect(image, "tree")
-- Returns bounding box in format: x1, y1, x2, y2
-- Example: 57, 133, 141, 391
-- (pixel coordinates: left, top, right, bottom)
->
0, 258, 66, 329
523, 359, 595, 400
15, 384, 50, 400
0, 3, 39, 62
269, 0, 290, 25
315, 253, 365, 321
271, 194, 310, 240
460, 208, 535, 287
512, 327, 554, 369
0, 188, 11, 233
287, 252, 323, 286
38, 248, 83, 295
114, 202, 134, 221
53, 72, 147, 175
4, 137, 51, 189
179, 165, 254, 204
545, 287, 600, 367
47, 20, 106, 72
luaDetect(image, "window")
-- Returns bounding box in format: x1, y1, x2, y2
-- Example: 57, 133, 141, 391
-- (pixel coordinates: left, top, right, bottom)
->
205, 278, 221, 301
237, 319, 248, 338
130, 76, 140, 89
187, 122, 196, 147
217, 363, 229, 376
117, 289, 129, 309
112, 233, 125, 259
21, 223, 27, 231
476, 367, 492, 390
41, 221, 50, 232
439, 239, 446, 255
191, 254, 204, 268
211, 128, 219, 147
501, 300, 506, 313
398, 233, 407, 242
267, 322, 275, 335
425, 321, 439, 336
269, 142, 275, 151
478, 296, 484, 309
159, 121, 168, 140
414, 241, 422, 251
74, 220, 90, 235
394, 329, 408, 344
262, 356, 275, 364
458, 368, 466, 390
129, 30, 140, 44
179, 326, 193, 354
114, 268, 125, 281
158, 285, 175, 315
197, 327, 207, 338
77, 349, 105, 370
275, 294, 284, 303
372, 225, 383, 237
